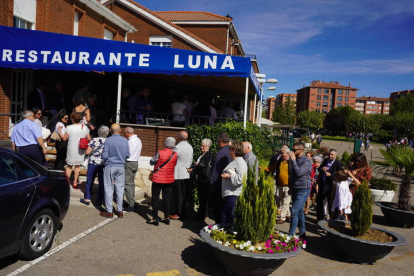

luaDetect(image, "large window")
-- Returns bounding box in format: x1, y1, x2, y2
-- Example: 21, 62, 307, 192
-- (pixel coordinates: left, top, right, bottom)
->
317, 88, 322, 94
150, 36, 173, 48
322, 102, 328, 107
323, 95, 329, 101
316, 102, 321, 107
73, 12, 80, 36
338, 89, 343, 95
13, 16, 33, 30
324, 89, 329, 94
337, 96, 343, 102
345, 97, 349, 102
317, 95, 321, 100
345, 90, 350, 95
104, 29, 114, 40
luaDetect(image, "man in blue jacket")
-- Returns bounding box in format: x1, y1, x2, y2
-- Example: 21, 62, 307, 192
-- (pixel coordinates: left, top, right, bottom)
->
288, 142, 312, 240
101, 123, 130, 218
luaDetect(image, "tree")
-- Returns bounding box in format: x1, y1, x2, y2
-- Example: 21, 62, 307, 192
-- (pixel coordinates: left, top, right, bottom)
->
392, 112, 414, 140
345, 112, 380, 134
374, 146, 414, 211
390, 94, 414, 115
324, 106, 359, 135
271, 96, 296, 125
296, 111, 325, 129
351, 180, 373, 236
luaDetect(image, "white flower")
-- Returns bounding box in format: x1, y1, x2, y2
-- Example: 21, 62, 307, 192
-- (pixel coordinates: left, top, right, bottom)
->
239, 245, 244, 250
294, 234, 299, 240
235, 245, 239, 248
248, 246, 255, 251
217, 241, 222, 244
258, 246, 262, 251
303, 244, 306, 249
233, 231, 238, 235
274, 240, 280, 244
212, 225, 219, 231
206, 229, 211, 234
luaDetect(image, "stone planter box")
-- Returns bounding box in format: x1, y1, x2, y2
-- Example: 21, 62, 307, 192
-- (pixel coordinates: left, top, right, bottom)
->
370, 189, 395, 202
200, 230, 301, 276
318, 220, 406, 264
375, 201, 414, 228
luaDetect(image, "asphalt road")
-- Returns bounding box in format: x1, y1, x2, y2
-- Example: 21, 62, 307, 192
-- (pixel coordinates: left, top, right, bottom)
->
0, 140, 413, 276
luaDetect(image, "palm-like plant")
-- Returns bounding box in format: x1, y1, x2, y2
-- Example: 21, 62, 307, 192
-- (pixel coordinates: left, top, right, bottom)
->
373, 145, 414, 211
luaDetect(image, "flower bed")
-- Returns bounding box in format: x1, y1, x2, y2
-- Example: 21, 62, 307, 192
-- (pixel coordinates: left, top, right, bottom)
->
203, 225, 305, 254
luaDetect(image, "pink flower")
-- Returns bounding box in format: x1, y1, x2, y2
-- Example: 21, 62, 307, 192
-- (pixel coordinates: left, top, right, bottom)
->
295, 239, 298, 244
282, 243, 287, 247
275, 246, 280, 250
293, 247, 297, 251
270, 235, 274, 239
268, 250, 274, 254
303, 240, 307, 245
208, 225, 212, 229
288, 249, 291, 252
265, 243, 270, 248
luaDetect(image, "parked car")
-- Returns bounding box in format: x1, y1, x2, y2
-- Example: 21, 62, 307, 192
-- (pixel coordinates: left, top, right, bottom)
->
291, 129, 303, 138
317, 128, 329, 136
0, 148, 70, 260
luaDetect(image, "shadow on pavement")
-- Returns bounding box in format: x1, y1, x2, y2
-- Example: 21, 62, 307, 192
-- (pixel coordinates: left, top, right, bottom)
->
181, 237, 227, 276
134, 201, 152, 221
372, 214, 396, 228
0, 255, 19, 271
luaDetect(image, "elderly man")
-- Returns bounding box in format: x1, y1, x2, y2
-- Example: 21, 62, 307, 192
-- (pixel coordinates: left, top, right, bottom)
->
211, 132, 232, 224
11, 110, 47, 166
317, 148, 343, 221
242, 141, 258, 172
170, 131, 193, 220
123, 127, 142, 212
100, 123, 130, 219
274, 147, 293, 224
288, 142, 312, 240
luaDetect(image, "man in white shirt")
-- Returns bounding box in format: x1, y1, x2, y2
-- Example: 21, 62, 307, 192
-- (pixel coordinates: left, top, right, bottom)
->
170, 131, 193, 220
123, 127, 142, 212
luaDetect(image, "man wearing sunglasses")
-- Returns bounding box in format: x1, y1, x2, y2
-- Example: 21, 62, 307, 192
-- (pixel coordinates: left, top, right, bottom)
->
288, 142, 312, 240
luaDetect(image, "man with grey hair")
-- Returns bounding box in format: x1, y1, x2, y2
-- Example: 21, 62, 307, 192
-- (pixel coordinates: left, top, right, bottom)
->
11, 110, 47, 166
242, 142, 258, 174
170, 131, 193, 220
100, 123, 130, 218
317, 148, 342, 221
123, 127, 142, 212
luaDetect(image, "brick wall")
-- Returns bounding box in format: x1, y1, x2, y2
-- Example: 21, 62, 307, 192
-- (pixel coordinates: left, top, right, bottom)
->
108, 2, 199, 51
36, 0, 126, 41
177, 24, 228, 53
0, 0, 13, 26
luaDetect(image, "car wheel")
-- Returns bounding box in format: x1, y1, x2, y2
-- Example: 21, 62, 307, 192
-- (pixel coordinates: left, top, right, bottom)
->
18, 209, 57, 260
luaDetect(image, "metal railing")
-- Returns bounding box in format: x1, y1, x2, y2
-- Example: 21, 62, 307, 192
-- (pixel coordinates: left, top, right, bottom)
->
119, 110, 243, 126
0, 113, 22, 139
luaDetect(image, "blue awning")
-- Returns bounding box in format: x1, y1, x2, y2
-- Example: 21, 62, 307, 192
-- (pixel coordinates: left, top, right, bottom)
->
0, 25, 261, 96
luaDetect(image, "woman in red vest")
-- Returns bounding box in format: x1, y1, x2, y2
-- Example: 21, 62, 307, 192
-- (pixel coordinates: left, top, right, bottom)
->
147, 137, 178, 226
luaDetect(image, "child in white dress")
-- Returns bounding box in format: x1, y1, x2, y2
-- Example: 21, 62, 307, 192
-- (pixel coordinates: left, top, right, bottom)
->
331, 168, 360, 221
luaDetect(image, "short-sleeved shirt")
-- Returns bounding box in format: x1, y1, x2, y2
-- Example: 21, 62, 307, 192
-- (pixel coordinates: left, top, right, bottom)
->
88, 137, 106, 165
11, 119, 42, 147
172, 102, 187, 122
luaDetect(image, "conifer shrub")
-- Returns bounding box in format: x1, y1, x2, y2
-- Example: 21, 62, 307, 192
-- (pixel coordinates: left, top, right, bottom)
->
234, 166, 277, 244
341, 151, 350, 166
351, 179, 373, 236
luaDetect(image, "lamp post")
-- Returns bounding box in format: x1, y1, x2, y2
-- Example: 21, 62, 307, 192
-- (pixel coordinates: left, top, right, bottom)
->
257, 86, 277, 126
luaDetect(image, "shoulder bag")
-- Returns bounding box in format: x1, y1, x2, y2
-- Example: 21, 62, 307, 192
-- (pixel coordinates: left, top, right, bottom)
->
149, 152, 175, 181
79, 125, 89, 149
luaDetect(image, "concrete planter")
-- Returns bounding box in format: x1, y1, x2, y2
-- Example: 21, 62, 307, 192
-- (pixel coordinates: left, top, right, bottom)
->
375, 202, 414, 228
304, 143, 311, 148
370, 189, 395, 202
318, 220, 406, 264
200, 230, 301, 276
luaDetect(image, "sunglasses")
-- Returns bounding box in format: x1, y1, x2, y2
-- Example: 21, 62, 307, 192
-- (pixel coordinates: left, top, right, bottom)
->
292, 148, 301, 152
63, 117, 69, 120
36, 112, 42, 115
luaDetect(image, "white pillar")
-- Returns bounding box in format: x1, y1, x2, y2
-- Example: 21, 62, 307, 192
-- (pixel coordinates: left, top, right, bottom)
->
257, 88, 262, 125
258, 93, 263, 127
116, 72, 122, 123
253, 94, 257, 125
243, 77, 249, 129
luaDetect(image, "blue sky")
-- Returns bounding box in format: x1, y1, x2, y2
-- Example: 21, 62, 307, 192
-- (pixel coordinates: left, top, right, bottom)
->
139, 0, 414, 99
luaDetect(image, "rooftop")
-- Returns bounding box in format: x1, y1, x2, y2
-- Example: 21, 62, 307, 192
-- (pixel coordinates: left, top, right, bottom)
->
357, 96, 390, 101
299, 80, 359, 90
154, 11, 232, 22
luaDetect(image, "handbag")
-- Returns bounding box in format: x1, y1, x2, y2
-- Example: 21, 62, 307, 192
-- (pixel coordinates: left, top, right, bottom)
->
79, 125, 89, 149
149, 152, 175, 181
50, 132, 61, 141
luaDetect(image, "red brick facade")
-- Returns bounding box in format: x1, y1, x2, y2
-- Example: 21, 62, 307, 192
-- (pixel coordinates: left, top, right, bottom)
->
356, 96, 390, 115
296, 81, 358, 114
0, 0, 13, 27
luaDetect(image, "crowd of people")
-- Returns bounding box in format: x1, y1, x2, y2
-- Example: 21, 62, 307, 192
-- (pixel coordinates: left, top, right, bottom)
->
266, 146, 372, 233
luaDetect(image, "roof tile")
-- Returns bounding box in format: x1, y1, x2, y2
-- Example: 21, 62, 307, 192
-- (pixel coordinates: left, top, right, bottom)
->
154, 11, 232, 22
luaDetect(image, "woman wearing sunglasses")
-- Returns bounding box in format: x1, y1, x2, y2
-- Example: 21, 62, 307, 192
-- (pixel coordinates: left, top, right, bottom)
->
54, 112, 69, 170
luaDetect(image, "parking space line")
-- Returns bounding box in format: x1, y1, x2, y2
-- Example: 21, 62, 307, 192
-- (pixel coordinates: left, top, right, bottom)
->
7, 217, 118, 276
146, 270, 181, 276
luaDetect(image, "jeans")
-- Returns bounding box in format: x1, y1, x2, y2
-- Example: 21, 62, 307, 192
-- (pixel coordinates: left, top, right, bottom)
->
104, 166, 125, 213
288, 188, 311, 236
85, 164, 104, 201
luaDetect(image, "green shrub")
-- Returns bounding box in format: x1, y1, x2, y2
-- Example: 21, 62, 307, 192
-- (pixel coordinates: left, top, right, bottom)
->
186, 120, 272, 161
234, 167, 277, 244
369, 177, 397, 191
299, 136, 311, 143
351, 180, 373, 236
341, 151, 350, 166
312, 142, 320, 149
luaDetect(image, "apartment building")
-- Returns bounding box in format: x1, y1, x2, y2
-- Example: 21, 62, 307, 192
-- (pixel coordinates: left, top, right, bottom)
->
356, 96, 390, 115
390, 90, 414, 106
296, 80, 358, 114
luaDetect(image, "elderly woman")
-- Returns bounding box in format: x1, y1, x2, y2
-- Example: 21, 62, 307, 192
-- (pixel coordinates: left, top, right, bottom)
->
221, 141, 248, 225
187, 139, 215, 221
147, 137, 178, 226
59, 112, 90, 188
80, 125, 109, 205
304, 155, 322, 215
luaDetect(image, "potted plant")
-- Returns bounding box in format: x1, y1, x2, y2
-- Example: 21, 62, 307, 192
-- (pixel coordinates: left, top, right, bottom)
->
318, 180, 407, 264
200, 168, 303, 276
299, 136, 311, 148
373, 145, 414, 227
369, 177, 397, 203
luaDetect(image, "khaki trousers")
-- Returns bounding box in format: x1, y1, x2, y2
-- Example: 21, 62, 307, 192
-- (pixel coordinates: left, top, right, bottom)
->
277, 186, 291, 220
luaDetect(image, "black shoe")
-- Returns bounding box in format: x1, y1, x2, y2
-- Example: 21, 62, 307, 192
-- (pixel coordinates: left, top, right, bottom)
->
160, 218, 170, 225
146, 219, 159, 226
123, 206, 135, 212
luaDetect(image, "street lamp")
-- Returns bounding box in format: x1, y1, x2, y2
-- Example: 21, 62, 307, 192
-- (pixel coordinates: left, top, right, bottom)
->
266, 79, 278, 84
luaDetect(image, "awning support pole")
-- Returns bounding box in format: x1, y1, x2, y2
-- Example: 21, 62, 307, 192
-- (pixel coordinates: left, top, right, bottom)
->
116, 72, 122, 123
243, 77, 249, 129
253, 94, 257, 125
